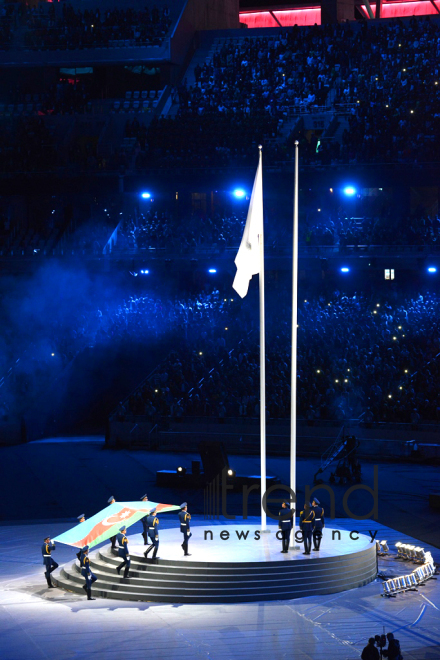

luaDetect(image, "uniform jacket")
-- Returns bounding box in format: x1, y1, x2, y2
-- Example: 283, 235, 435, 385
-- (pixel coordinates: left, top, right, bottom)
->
179, 510, 191, 533
311, 505, 325, 530
147, 515, 159, 539
140, 514, 149, 533
278, 508, 293, 531
117, 532, 129, 556
42, 541, 55, 565
299, 508, 315, 531
80, 554, 92, 577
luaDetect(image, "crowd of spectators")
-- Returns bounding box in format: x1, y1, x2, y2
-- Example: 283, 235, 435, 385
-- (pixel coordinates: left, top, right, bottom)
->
3, 267, 440, 428
1, 17, 440, 170
150, 17, 440, 168
301, 209, 440, 247
134, 114, 281, 169
124, 288, 440, 424
115, 208, 245, 253
22, 3, 172, 49
0, 3, 14, 50
0, 284, 239, 421
7, 79, 93, 116
335, 18, 440, 165
4, 189, 440, 256
0, 117, 56, 173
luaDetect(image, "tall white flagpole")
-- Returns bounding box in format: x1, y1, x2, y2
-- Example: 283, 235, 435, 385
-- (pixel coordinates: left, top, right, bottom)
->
232, 146, 266, 530
290, 141, 299, 547
258, 146, 267, 531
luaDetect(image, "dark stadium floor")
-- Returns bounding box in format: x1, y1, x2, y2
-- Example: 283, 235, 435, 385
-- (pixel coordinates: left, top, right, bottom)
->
0, 436, 438, 549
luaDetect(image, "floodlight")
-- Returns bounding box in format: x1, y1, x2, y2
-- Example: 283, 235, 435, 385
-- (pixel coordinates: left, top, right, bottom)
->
233, 189, 246, 199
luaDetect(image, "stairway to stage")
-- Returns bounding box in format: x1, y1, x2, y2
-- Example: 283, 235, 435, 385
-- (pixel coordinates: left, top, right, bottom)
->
54, 525, 377, 603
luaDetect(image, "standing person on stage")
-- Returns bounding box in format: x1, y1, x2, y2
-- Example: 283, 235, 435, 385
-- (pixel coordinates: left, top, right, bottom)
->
107, 496, 117, 550
311, 497, 325, 551
278, 501, 293, 554
42, 536, 58, 588
299, 502, 315, 555
76, 514, 86, 560
80, 545, 97, 601
178, 502, 192, 556
144, 508, 159, 560
116, 526, 131, 578
140, 494, 149, 547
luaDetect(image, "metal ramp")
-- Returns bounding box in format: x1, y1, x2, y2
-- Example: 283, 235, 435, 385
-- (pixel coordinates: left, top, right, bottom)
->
314, 426, 359, 484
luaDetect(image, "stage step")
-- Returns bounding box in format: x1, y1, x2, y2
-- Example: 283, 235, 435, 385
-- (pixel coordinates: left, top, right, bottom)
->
72, 556, 375, 591
53, 544, 377, 604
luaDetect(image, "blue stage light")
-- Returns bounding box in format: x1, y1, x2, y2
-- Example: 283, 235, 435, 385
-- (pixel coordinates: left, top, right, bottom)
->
233, 189, 246, 199
141, 192, 151, 199
140, 269, 150, 275
343, 186, 356, 196
340, 267, 350, 273
208, 268, 217, 274
428, 266, 437, 273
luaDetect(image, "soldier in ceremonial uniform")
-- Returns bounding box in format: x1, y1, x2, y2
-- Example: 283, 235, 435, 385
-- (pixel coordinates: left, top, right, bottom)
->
116, 525, 131, 578
76, 514, 86, 560
107, 496, 117, 550
178, 502, 192, 556
80, 545, 97, 600
144, 508, 159, 560
299, 502, 315, 555
140, 494, 149, 546
311, 497, 325, 551
42, 536, 58, 588
278, 501, 293, 553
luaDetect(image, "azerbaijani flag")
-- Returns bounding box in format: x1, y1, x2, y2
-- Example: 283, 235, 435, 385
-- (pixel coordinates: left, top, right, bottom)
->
53, 501, 180, 549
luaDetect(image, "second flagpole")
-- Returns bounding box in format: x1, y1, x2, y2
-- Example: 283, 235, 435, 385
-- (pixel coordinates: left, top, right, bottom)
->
258, 145, 267, 531
290, 140, 299, 547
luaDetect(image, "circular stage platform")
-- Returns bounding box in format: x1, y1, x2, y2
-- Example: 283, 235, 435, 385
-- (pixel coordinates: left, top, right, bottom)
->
54, 525, 377, 603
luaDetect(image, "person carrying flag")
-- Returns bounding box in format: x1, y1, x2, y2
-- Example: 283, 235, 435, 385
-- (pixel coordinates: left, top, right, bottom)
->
42, 536, 58, 588
80, 545, 97, 600
116, 526, 131, 578
144, 509, 159, 561
178, 502, 192, 556
107, 496, 117, 550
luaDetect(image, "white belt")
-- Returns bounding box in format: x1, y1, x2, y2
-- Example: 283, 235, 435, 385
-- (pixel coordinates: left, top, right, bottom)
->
181, 523, 187, 526
315, 519, 321, 521
149, 527, 155, 530
43, 554, 51, 557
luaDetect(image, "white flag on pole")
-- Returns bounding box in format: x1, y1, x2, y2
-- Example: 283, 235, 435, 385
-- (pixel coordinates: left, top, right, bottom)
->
232, 149, 263, 298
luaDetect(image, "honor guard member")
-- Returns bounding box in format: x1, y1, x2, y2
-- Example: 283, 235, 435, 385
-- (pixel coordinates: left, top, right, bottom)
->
140, 494, 149, 546
116, 526, 130, 578
107, 496, 117, 550
144, 508, 159, 560
42, 536, 58, 588
278, 501, 293, 553
178, 503, 192, 556
311, 497, 325, 551
80, 545, 97, 600
76, 514, 86, 560
299, 502, 315, 555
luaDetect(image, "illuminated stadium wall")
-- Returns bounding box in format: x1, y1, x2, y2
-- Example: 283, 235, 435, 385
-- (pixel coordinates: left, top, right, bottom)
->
239, 1, 440, 26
